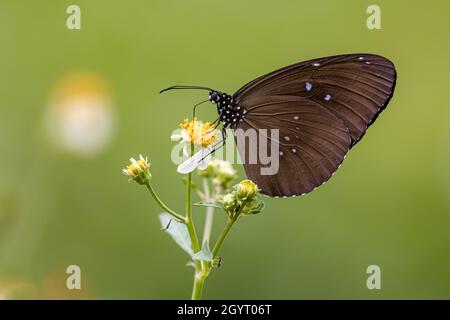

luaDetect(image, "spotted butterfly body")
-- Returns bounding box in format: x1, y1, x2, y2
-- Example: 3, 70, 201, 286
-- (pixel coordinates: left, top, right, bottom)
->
167, 53, 397, 197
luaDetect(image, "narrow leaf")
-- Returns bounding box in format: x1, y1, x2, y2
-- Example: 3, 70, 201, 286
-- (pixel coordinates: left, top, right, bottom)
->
192, 240, 213, 262
193, 201, 223, 209
159, 213, 193, 257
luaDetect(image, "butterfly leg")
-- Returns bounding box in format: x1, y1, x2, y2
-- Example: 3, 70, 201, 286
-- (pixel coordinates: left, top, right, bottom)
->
192, 99, 209, 119
200, 128, 227, 161
211, 117, 220, 126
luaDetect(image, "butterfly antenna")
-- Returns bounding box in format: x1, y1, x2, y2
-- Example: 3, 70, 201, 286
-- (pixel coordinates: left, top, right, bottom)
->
159, 85, 216, 94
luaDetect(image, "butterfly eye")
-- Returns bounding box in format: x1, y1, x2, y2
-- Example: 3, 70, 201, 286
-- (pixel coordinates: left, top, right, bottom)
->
210, 91, 218, 102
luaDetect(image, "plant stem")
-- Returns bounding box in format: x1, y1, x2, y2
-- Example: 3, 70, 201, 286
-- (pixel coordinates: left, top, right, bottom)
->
185, 143, 201, 272
145, 183, 185, 222
192, 270, 207, 300
212, 217, 237, 257
192, 204, 242, 299
202, 179, 215, 243
186, 171, 200, 253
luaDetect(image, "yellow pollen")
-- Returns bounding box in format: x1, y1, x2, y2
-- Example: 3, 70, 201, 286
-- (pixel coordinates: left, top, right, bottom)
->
181, 118, 217, 147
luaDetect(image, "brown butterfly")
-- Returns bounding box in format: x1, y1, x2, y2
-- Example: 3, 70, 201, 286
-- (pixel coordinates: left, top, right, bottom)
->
161, 54, 397, 197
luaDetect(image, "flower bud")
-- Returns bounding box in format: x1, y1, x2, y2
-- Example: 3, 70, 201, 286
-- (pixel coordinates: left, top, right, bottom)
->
198, 159, 237, 190
222, 193, 236, 211
122, 155, 151, 185
235, 179, 259, 200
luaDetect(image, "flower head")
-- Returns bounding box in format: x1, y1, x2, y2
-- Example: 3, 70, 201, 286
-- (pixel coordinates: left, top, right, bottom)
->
122, 155, 151, 185
178, 118, 218, 147
171, 118, 220, 174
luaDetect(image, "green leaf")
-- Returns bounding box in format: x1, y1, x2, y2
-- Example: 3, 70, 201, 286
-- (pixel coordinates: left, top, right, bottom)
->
193, 201, 223, 209
192, 240, 213, 262
246, 200, 265, 215
159, 213, 193, 257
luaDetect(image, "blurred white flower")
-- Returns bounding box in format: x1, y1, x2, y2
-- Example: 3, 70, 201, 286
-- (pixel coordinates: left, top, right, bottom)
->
45, 72, 115, 157
198, 159, 237, 189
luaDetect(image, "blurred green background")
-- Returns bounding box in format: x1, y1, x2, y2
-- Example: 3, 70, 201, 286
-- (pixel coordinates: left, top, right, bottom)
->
1, 0, 450, 299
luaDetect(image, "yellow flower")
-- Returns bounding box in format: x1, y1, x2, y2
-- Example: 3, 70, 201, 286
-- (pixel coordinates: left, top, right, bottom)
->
181, 118, 218, 147
122, 155, 151, 184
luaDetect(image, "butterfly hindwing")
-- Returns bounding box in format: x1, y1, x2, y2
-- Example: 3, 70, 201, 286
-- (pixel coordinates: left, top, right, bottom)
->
234, 95, 351, 197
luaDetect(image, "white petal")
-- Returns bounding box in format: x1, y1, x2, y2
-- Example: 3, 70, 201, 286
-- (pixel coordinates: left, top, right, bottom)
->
181, 130, 190, 142
171, 130, 183, 142
197, 148, 212, 171
197, 160, 209, 170
182, 144, 189, 157
130, 158, 136, 163
177, 148, 209, 174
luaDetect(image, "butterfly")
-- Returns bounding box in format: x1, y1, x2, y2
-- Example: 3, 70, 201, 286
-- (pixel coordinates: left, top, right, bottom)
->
161, 54, 397, 197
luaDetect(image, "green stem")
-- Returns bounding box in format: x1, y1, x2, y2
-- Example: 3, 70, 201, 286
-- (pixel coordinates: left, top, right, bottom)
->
192, 204, 243, 299
185, 142, 204, 300
212, 217, 237, 257
202, 179, 215, 243
185, 143, 201, 268
191, 271, 207, 300
186, 171, 200, 253
145, 183, 185, 222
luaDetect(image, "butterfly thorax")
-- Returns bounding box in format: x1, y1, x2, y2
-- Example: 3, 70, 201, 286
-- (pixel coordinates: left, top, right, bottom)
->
209, 91, 245, 128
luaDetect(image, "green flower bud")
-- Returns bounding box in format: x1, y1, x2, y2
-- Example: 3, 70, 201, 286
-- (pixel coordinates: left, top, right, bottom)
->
198, 159, 237, 190
235, 179, 259, 200
222, 193, 236, 211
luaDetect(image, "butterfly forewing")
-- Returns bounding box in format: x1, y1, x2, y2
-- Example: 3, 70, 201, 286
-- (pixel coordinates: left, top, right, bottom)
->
234, 54, 396, 147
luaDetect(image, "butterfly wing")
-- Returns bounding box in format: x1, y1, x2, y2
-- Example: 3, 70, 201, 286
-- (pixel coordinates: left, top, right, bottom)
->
234, 95, 351, 197
234, 53, 396, 147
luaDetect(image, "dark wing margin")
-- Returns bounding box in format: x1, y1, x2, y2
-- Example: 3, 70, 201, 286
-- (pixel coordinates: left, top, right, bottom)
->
234, 95, 351, 197
233, 53, 397, 147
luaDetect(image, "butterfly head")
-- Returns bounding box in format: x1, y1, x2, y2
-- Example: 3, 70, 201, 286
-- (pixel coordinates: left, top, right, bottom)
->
208, 91, 220, 104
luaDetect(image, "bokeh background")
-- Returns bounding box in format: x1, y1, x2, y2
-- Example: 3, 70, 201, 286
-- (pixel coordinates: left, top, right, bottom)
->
1, 0, 450, 299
